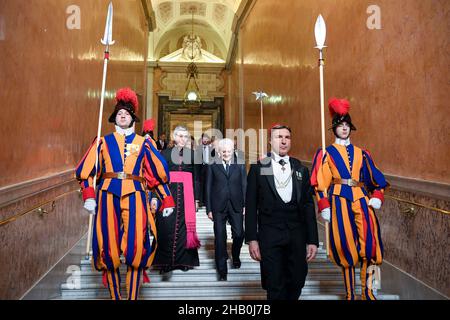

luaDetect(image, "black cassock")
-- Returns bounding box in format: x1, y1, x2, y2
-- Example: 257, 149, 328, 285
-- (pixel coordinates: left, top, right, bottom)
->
153, 146, 201, 272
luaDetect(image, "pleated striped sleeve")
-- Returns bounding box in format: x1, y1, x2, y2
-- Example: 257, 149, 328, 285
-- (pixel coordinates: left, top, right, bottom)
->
143, 139, 175, 209
362, 149, 389, 202
310, 148, 333, 211
74, 137, 103, 201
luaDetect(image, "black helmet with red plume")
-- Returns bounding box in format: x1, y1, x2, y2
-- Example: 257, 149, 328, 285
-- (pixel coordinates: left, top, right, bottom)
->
108, 88, 140, 124
328, 97, 356, 133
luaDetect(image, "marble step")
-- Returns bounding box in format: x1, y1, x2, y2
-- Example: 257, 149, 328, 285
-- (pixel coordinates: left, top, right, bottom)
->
78, 257, 334, 272
61, 281, 347, 299
61, 282, 397, 299
62, 279, 353, 290
58, 292, 399, 300
77, 265, 349, 275
74, 270, 354, 284
299, 294, 400, 300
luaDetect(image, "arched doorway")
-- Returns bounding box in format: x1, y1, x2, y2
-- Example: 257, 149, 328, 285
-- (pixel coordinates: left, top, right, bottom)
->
157, 95, 224, 143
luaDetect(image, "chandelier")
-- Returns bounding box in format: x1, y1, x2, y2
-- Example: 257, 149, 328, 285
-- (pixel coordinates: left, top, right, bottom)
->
183, 9, 202, 106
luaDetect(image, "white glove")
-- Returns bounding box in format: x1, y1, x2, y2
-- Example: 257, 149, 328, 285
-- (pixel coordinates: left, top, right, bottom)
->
369, 198, 382, 210
320, 207, 331, 223
84, 198, 96, 214
162, 207, 174, 217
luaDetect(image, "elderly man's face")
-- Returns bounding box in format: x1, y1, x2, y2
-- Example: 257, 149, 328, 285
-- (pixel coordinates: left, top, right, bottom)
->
270, 128, 291, 156
174, 130, 189, 147
115, 109, 132, 129
220, 145, 233, 162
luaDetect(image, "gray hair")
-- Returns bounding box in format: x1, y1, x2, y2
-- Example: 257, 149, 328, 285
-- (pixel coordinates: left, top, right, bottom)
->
218, 138, 234, 152
173, 125, 189, 139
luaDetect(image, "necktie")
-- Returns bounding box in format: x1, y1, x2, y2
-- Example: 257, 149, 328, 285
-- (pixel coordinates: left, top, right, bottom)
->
279, 159, 287, 172
225, 162, 230, 174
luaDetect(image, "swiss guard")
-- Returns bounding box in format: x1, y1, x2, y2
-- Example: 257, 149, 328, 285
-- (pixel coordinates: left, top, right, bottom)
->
142, 118, 157, 147
75, 88, 175, 300
310, 98, 388, 300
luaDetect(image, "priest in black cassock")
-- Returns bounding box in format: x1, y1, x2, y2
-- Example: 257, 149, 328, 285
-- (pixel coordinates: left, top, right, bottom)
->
152, 125, 201, 273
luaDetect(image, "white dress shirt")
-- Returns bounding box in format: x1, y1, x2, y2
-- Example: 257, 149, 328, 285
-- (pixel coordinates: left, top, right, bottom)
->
202, 145, 210, 164
271, 152, 293, 203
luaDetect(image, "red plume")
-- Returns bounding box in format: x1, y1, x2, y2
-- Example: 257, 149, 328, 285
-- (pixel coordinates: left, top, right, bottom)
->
143, 119, 155, 133
116, 88, 139, 112
328, 98, 350, 117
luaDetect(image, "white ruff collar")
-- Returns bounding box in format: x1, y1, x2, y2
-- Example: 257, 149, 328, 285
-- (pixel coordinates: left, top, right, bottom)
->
115, 125, 135, 136
334, 137, 351, 146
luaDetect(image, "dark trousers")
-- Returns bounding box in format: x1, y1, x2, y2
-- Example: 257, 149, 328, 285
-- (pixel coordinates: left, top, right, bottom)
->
213, 200, 244, 274
258, 224, 308, 300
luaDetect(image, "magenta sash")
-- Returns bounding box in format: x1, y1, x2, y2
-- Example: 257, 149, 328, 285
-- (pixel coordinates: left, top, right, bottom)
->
170, 171, 201, 249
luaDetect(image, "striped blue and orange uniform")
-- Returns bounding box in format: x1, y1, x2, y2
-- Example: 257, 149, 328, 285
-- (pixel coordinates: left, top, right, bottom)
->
75, 131, 174, 300
311, 143, 388, 300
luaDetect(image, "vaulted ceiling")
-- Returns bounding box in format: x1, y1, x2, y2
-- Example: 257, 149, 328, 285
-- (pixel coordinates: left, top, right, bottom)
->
148, 0, 251, 63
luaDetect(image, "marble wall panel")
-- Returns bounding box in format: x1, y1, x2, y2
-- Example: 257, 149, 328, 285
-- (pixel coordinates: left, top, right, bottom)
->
232, 0, 450, 182
0, 173, 87, 299
0, 0, 149, 188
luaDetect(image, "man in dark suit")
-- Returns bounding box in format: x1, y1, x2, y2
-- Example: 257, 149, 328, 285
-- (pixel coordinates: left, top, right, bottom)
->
156, 133, 168, 151
206, 138, 247, 281
195, 133, 212, 207
245, 124, 319, 300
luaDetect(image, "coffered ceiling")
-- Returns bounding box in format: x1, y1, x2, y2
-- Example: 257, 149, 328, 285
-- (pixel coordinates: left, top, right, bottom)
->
148, 0, 251, 63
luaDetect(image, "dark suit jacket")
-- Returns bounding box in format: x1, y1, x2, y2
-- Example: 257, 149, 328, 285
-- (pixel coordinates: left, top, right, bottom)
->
206, 162, 247, 214
156, 139, 168, 151
245, 155, 319, 246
